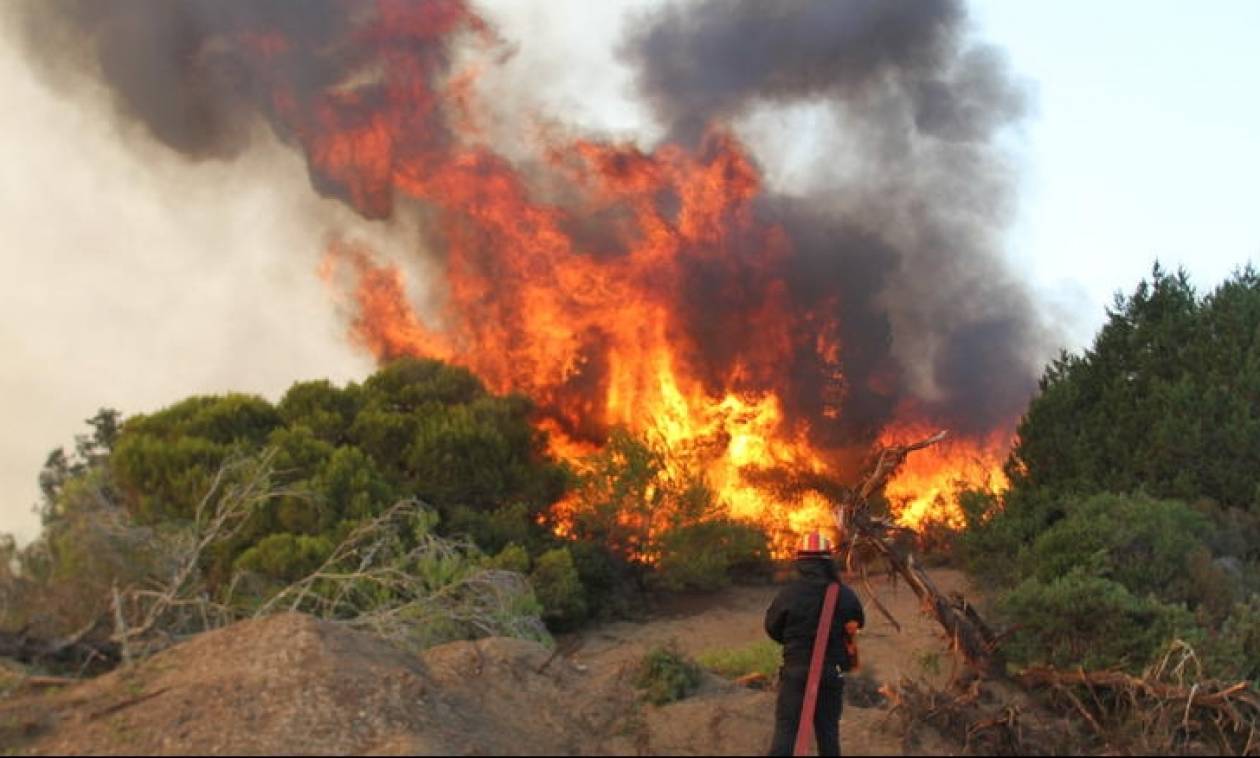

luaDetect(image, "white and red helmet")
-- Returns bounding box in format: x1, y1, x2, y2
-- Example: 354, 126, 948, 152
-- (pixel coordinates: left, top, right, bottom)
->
795, 531, 834, 559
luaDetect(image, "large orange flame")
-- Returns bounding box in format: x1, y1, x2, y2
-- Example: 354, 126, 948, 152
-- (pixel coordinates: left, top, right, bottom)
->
263, 1, 1009, 551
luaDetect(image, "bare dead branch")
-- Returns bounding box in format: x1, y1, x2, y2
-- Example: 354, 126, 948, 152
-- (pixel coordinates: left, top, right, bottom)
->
829, 429, 1004, 676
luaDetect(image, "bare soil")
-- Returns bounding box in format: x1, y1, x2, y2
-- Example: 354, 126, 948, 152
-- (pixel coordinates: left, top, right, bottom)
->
0, 569, 976, 755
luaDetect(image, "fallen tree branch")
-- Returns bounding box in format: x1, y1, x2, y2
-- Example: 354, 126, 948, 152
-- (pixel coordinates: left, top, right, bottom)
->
832, 429, 1005, 676
1016, 667, 1259, 709
1016, 663, 1260, 754
86, 686, 170, 721
0, 626, 120, 669
829, 436, 1260, 753
884, 676, 1056, 755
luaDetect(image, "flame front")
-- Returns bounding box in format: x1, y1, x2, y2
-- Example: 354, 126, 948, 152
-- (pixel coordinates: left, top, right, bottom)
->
252, 1, 1009, 551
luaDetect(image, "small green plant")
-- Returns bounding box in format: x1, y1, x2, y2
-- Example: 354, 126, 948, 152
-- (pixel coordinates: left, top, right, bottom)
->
529, 546, 588, 630
634, 643, 702, 705
696, 640, 781, 680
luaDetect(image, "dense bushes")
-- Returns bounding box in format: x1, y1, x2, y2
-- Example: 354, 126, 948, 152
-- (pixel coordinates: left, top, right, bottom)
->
1010, 265, 1260, 508
998, 568, 1196, 670
653, 519, 771, 591
100, 359, 569, 594
7, 358, 777, 650
961, 266, 1260, 681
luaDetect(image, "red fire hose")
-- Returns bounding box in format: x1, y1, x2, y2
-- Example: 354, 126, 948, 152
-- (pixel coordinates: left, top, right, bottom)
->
793, 581, 839, 756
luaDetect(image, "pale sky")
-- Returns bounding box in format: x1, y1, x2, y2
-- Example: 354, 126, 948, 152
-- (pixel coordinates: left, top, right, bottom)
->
1, 1, 1257, 542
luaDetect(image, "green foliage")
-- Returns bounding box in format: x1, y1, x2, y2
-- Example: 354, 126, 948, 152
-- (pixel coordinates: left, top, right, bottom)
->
653, 519, 771, 591
1022, 494, 1209, 600
233, 533, 334, 583
696, 640, 781, 680
446, 501, 539, 557
1202, 596, 1260, 683
484, 543, 532, 574
97, 357, 566, 594
277, 379, 361, 444
38, 408, 123, 523
1010, 264, 1260, 512
566, 539, 637, 621
8, 357, 788, 650
529, 547, 588, 630
1000, 569, 1196, 671
970, 492, 1226, 673
634, 644, 703, 705
961, 266, 1260, 681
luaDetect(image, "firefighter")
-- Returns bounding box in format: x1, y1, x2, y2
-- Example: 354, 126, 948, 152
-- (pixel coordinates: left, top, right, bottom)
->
764, 532, 865, 756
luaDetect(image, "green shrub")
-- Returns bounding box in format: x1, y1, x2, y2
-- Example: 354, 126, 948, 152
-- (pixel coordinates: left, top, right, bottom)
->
1023, 493, 1209, 601
653, 519, 771, 591
233, 533, 334, 583
530, 547, 588, 630
999, 568, 1196, 671
634, 644, 703, 705
1202, 596, 1260, 683
484, 543, 531, 574
447, 501, 542, 556
1184, 547, 1241, 625
1009, 265, 1260, 511
957, 486, 1063, 586
696, 640, 781, 680
567, 539, 637, 620
96, 357, 568, 597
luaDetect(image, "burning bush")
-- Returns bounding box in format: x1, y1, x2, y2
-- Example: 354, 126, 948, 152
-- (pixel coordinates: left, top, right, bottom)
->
559, 428, 773, 589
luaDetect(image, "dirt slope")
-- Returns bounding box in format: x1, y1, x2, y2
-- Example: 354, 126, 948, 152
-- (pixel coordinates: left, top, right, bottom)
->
1, 570, 972, 755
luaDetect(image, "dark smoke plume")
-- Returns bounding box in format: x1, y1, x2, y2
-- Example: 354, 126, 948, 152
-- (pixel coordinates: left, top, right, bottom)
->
10, 0, 473, 216
625, 0, 1047, 436
11, 0, 1054, 445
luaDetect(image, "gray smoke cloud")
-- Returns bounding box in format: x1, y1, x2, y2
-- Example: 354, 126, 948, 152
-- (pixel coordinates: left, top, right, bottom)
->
10, 0, 1053, 452
12, 1, 353, 158
624, 0, 1049, 438
11, 0, 468, 219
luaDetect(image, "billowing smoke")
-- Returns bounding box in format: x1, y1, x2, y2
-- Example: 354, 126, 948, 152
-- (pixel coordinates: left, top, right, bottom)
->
624, 0, 1045, 437
12, 0, 476, 217
10, 0, 1053, 461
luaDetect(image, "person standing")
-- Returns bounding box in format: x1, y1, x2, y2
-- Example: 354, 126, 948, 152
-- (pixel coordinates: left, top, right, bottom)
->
764, 532, 865, 756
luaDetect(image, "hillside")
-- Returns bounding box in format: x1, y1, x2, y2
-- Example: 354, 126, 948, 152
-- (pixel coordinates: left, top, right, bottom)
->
1, 571, 975, 755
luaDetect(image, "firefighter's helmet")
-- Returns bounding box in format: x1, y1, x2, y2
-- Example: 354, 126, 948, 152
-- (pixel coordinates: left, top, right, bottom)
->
795, 531, 834, 559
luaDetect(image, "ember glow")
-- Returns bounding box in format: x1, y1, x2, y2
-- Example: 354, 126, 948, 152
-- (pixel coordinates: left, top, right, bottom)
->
26, 0, 1040, 550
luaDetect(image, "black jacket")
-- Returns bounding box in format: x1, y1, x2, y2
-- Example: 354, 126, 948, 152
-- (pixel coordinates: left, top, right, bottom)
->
764, 560, 865, 671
